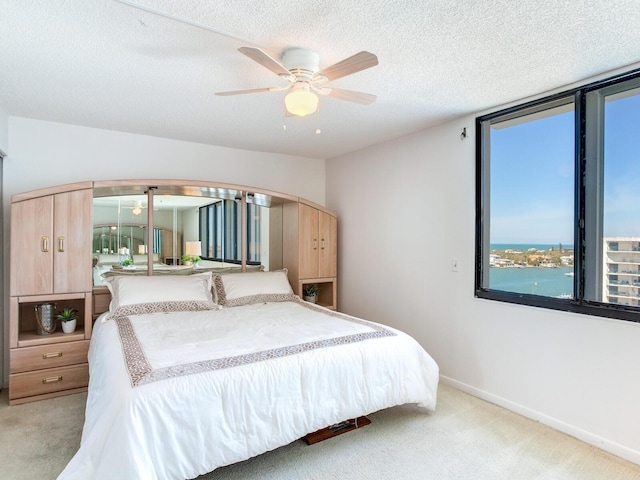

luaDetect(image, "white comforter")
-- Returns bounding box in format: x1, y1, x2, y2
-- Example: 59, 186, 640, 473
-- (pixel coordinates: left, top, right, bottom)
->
59, 301, 439, 480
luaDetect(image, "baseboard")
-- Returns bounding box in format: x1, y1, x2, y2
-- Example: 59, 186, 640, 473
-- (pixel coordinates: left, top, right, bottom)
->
439, 375, 640, 466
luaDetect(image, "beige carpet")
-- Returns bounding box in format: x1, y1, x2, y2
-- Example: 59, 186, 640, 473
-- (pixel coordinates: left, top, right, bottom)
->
1, 384, 639, 480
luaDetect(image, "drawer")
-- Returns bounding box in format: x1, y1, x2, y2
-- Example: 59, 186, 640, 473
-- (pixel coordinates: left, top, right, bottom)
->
9, 363, 89, 400
93, 289, 111, 317
10, 340, 89, 374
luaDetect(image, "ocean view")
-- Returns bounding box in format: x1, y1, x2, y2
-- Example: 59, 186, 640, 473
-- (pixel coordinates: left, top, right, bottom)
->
490, 243, 574, 251
489, 266, 574, 297
489, 243, 574, 298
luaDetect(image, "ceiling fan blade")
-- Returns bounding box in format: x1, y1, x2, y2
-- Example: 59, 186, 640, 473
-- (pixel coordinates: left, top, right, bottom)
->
315, 51, 378, 82
323, 87, 377, 105
238, 47, 293, 78
114, 0, 265, 47
215, 87, 274, 96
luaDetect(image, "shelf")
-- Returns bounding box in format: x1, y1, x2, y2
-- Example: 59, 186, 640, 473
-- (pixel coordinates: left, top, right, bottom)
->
18, 330, 85, 348
299, 278, 337, 310
12, 295, 91, 349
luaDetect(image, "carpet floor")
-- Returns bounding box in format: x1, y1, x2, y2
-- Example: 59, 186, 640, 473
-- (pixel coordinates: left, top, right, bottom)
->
1, 383, 639, 479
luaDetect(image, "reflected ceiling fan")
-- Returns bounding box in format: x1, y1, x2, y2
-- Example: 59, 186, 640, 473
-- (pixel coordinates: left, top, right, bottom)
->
120, 200, 147, 216
216, 47, 379, 117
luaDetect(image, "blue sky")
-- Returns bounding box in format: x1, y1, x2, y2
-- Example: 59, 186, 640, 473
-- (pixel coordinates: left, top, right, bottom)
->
489, 91, 640, 244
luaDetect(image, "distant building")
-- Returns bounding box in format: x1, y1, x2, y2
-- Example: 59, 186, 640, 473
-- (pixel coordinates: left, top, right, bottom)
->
560, 255, 573, 266
493, 258, 514, 267
603, 237, 640, 307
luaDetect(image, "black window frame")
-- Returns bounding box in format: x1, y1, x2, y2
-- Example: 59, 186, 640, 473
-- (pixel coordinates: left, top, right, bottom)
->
475, 67, 640, 323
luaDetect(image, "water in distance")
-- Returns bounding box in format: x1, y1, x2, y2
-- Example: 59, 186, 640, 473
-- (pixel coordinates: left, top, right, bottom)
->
490, 266, 574, 298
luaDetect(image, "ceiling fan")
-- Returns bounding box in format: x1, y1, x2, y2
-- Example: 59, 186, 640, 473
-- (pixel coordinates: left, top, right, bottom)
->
216, 47, 379, 117
114, 1, 378, 117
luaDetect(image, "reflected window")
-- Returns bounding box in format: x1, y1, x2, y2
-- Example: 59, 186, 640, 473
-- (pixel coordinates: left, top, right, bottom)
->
199, 200, 261, 263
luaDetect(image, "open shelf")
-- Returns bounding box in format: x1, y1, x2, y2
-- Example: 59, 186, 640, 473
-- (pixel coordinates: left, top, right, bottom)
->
16, 296, 89, 346
299, 278, 337, 310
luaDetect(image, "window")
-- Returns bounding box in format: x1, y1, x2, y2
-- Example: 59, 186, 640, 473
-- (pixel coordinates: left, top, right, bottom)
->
476, 69, 640, 322
199, 200, 261, 264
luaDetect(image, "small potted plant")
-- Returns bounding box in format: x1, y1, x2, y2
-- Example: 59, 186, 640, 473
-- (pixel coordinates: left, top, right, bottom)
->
56, 307, 79, 334
121, 258, 133, 268
303, 284, 320, 303
181, 254, 201, 266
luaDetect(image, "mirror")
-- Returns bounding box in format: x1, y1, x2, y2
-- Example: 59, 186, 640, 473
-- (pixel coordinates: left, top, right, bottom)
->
92, 184, 286, 286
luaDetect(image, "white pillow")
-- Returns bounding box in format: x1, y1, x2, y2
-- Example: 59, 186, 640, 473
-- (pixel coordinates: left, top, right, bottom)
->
104, 272, 217, 319
96, 254, 122, 265
213, 269, 295, 307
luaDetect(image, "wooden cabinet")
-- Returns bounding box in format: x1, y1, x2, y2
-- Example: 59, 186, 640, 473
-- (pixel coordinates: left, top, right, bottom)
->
9, 184, 93, 404
11, 188, 93, 296
284, 200, 338, 309
298, 203, 337, 279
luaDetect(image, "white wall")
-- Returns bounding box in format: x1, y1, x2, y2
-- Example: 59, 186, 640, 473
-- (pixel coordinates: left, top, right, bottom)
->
0, 104, 5, 392
0, 104, 8, 154
2, 117, 325, 386
4, 117, 324, 202
326, 117, 640, 464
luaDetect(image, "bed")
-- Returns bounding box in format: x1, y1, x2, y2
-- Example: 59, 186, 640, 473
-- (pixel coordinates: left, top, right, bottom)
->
59, 270, 439, 479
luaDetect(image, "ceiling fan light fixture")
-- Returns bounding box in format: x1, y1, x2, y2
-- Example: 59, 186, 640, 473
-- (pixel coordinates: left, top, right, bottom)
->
284, 85, 318, 117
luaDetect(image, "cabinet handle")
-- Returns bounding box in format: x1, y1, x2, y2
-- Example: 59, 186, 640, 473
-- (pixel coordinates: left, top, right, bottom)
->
43, 351, 63, 359
41, 236, 49, 252
58, 236, 65, 252
321, 238, 325, 250
42, 375, 63, 384
313, 239, 318, 250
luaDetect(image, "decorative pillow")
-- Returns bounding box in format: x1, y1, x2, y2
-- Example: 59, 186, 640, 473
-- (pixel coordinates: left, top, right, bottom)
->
103, 272, 217, 319
213, 269, 296, 307
96, 253, 124, 265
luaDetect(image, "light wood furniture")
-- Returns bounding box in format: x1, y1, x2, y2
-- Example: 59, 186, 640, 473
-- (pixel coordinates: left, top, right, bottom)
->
283, 199, 338, 310
92, 286, 111, 319
9, 183, 93, 405
9, 180, 339, 403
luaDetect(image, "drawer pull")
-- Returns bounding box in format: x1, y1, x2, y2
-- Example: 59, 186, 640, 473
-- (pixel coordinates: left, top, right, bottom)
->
42, 376, 63, 384
43, 351, 63, 359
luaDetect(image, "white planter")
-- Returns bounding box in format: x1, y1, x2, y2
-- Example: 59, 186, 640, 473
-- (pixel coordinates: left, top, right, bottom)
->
304, 295, 317, 304
61, 319, 77, 334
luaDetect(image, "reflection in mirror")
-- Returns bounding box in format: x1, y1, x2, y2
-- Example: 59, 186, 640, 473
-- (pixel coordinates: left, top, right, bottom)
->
92, 186, 287, 287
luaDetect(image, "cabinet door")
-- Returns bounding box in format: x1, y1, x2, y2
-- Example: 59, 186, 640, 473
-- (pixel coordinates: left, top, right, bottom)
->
299, 204, 319, 279
318, 212, 337, 278
10, 196, 54, 296
53, 189, 93, 293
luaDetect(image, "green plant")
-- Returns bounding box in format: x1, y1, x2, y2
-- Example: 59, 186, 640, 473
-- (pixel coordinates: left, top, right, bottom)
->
55, 307, 79, 323
181, 254, 201, 264
303, 284, 320, 297
121, 258, 133, 267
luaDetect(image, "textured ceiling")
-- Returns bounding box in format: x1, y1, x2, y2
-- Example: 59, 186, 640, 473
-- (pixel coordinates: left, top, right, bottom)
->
1, 1, 640, 159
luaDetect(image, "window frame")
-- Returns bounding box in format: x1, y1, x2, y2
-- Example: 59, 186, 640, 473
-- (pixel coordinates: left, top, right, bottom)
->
475, 67, 640, 323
